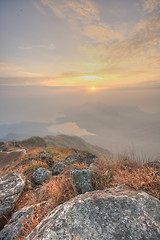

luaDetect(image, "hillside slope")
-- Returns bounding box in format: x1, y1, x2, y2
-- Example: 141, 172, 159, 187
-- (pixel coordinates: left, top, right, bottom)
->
44, 135, 111, 158
18, 136, 47, 148
16, 135, 111, 158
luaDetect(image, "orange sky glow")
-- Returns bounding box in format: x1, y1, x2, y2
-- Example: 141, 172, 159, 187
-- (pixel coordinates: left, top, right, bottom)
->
0, 0, 159, 90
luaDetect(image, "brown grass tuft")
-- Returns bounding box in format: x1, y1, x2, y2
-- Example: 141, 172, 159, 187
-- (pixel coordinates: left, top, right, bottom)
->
15, 173, 78, 238
16, 204, 50, 239
114, 166, 160, 199
43, 174, 77, 208
92, 155, 160, 199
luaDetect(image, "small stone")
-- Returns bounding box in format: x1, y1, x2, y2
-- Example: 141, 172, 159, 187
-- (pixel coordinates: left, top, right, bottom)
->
51, 162, 66, 175
71, 168, 93, 194
31, 168, 51, 186
64, 154, 82, 165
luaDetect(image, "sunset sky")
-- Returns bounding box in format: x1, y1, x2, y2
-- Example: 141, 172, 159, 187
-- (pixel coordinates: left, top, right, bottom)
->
0, 0, 159, 89
0, 0, 160, 156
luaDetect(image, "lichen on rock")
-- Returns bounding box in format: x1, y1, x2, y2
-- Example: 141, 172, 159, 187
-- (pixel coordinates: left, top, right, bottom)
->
25, 185, 160, 240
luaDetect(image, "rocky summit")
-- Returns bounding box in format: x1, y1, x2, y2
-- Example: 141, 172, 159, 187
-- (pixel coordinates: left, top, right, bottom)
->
0, 143, 160, 240
25, 185, 160, 240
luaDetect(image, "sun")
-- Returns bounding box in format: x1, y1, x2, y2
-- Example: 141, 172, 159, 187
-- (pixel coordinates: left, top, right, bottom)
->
90, 87, 96, 91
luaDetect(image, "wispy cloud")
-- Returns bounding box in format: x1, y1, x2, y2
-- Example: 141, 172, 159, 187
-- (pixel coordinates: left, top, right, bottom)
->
142, 0, 160, 13
1, 1, 159, 89
0, 62, 46, 82
83, 75, 103, 80
0, 63, 22, 72
111, 80, 160, 91
41, 0, 124, 43
0, 77, 44, 86
32, 1, 47, 15
41, 0, 99, 23
80, 0, 160, 85
83, 23, 124, 43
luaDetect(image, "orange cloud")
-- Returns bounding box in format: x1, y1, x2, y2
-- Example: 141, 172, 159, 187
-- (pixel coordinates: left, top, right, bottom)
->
83, 24, 124, 43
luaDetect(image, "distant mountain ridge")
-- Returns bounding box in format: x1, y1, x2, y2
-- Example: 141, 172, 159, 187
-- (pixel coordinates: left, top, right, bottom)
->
0, 133, 30, 142
1, 104, 159, 157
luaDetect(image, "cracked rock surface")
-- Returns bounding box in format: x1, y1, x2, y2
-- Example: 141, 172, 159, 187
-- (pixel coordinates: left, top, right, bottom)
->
0, 173, 25, 229
0, 201, 51, 240
25, 185, 160, 240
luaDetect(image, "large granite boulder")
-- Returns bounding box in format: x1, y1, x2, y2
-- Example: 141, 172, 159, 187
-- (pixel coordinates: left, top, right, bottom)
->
0, 173, 25, 230
25, 185, 160, 240
31, 168, 51, 186
0, 201, 51, 240
71, 168, 93, 194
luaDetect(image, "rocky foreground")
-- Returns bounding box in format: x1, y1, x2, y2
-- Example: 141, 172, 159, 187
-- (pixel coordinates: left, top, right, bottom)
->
0, 151, 160, 239
25, 185, 160, 240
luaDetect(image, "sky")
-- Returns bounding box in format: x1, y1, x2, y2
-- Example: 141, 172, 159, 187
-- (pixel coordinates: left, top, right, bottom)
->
0, 0, 160, 89
0, 0, 160, 156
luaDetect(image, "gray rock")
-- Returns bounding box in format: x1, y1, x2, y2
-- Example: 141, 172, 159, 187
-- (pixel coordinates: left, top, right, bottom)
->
25, 185, 160, 240
0, 173, 25, 230
64, 153, 82, 165
0, 201, 51, 240
51, 154, 82, 176
31, 168, 51, 186
51, 154, 97, 176
51, 162, 66, 175
89, 163, 97, 170
71, 168, 93, 194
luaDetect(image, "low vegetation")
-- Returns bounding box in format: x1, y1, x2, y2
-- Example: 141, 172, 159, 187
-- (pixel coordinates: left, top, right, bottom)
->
93, 154, 160, 199
0, 142, 159, 238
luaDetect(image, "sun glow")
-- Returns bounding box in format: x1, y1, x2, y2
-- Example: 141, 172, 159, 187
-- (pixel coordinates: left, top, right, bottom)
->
90, 87, 96, 91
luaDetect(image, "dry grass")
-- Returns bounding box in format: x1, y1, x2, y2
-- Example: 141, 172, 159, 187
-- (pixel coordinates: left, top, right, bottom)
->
15, 171, 77, 211
0, 146, 73, 178
46, 147, 75, 163
114, 166, 160, 199
1, 146, 160, 239
14, 173, 77, 238
92, 155, 160, 199
72, 162, 88, 169
16, 204, 50, 239
43, 174, 77, 208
